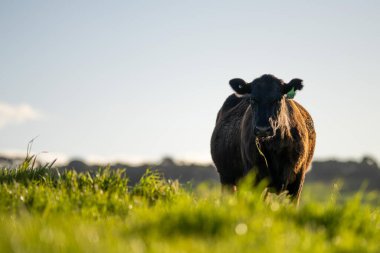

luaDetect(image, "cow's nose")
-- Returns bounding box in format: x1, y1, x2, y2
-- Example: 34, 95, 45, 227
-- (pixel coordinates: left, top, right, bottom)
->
254, 126, 272, 137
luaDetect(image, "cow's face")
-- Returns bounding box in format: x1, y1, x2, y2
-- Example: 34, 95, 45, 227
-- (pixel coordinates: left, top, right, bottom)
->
229, 74, 303, 138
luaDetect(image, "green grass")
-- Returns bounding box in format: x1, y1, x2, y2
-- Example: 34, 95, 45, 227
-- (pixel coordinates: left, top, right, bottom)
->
0, 160, 379, 253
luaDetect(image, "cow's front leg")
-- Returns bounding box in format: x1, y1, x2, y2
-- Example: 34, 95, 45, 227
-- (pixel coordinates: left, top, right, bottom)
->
286, 171, 306, 206
222, 184, 237, 193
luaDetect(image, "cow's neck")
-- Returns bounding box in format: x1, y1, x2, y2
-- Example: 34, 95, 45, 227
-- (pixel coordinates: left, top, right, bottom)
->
275, 99, 292, 139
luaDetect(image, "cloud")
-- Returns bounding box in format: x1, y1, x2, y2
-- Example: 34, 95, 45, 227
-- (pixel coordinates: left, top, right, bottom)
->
0, 102, 43, 129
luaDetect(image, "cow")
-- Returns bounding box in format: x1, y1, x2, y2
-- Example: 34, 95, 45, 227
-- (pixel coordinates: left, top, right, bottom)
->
210, 74, 316, 204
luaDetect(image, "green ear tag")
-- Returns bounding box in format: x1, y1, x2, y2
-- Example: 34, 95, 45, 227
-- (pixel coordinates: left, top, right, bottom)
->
287, 87, 296, 99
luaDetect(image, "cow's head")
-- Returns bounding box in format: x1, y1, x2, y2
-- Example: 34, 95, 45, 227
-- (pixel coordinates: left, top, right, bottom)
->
229, 74, 303, 138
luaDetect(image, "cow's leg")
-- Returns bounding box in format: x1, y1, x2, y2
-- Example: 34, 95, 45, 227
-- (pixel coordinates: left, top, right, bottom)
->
222, 184, 237, 193
286, 171, 306, 206
220, 174, 238, 194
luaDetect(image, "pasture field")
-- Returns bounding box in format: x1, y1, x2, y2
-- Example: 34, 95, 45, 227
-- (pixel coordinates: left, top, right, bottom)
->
0, 159, 379, 253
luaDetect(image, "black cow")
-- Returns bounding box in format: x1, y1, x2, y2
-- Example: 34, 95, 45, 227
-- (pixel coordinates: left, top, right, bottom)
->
210, 74, 316, 204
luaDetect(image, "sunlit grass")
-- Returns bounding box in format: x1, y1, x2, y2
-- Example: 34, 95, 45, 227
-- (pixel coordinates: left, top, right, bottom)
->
0, 159, 379, 253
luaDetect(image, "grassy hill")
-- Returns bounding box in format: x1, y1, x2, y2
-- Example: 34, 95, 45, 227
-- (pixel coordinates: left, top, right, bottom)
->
0, 159, 379, 253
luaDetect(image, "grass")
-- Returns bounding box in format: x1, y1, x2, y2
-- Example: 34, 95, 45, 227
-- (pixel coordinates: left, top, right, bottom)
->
0, 158, 379, 253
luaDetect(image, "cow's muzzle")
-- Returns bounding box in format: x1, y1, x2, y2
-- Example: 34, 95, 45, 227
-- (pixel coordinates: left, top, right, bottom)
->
254, 126, 273, 138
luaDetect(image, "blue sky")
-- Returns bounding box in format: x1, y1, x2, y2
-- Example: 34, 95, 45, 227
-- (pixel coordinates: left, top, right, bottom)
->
1, 1, 380, 164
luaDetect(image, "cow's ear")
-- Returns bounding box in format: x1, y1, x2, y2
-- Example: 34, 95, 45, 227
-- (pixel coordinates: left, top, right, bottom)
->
282, 78, 303, 98
229, 78, 251, 95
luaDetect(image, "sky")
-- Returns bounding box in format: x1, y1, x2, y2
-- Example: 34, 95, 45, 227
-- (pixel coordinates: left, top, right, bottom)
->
1, 1, 380, 164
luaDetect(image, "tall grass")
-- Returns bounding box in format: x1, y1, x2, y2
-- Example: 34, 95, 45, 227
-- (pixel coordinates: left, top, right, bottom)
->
0, 158, 379, 253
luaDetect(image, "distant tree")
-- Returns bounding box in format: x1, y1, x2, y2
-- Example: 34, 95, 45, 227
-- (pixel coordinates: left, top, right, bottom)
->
160, 156, 176, 167
68, 160, 87, 170
361, 155, 378, 168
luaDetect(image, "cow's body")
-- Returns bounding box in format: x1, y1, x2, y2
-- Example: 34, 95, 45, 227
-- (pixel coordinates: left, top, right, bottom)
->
211, 74, 316, 203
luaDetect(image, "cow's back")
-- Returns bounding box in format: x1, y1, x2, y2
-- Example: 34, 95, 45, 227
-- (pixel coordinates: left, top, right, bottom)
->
211, 94, 249, 185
